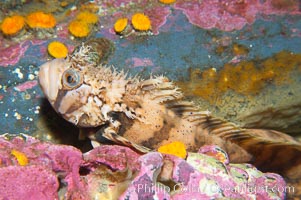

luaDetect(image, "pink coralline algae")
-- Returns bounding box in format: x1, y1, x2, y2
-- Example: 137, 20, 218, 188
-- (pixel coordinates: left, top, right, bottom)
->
14, 80, 38, 92
144, 6, 171, 35
0, 134, 88, 200
94, 0, 300, 35
126, 57, 154, 68
83, 144, 141, 171
173, 0, 301, 31
0, 165, 59, 200
0, 42, 29, 67
121, 148, 286, 199
0, 134, 286, 199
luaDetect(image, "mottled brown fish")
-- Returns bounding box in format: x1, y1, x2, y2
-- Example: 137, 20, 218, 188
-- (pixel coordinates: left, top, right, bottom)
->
38, 39, 301, 180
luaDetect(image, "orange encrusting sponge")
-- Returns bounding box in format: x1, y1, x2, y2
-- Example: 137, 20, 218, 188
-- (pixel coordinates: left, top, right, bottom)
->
1, 15, 25, 35
26, 11, 56, 28
177, 51, 301, 103
158, 141, 187, 159
11, 149, 29, 166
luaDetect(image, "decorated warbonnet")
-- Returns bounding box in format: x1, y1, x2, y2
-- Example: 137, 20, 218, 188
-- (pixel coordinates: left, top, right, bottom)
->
39, 38, 301, 179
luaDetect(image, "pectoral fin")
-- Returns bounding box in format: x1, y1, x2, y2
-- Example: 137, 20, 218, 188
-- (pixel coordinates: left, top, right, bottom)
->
102, 131, 151, 153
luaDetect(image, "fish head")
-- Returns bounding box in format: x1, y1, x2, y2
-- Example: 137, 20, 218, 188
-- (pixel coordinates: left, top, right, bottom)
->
38, 57, 108, 127
39, 58, 69, 104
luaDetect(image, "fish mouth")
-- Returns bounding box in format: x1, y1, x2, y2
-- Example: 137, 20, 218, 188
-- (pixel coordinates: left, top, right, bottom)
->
38, 58, 68, 104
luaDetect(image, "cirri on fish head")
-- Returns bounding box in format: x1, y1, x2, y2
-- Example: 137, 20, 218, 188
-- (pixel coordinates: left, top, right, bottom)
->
38, 44, 129, 127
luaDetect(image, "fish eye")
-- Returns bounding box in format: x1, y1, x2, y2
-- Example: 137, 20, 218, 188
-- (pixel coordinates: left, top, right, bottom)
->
62, 68, 83, 90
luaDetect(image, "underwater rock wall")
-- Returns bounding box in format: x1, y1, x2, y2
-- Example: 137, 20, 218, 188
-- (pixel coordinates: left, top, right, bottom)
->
0, 0, 301, 199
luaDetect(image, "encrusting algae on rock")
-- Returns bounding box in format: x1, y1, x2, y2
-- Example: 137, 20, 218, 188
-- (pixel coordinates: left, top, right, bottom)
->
47, 41, 68, 58
198, 145, 229, 164
0, 135, 287, 199
0, 15, 25, 36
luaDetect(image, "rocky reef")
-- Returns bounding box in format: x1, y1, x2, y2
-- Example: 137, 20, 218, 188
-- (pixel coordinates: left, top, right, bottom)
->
0, 134, 287, 199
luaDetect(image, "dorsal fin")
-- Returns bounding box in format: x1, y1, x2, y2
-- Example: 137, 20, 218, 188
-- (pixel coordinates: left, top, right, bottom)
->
138, 76, 183, 103
166, 100, 243, 136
